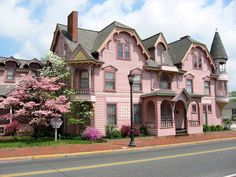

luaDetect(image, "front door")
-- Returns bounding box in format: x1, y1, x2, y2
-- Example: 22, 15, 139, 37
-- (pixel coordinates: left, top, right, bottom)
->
174, 101, 186, 130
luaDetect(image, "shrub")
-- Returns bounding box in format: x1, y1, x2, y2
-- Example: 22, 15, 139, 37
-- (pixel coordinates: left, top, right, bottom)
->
82, 127, 102, 140
139, 126, 148, 136
105, 124, 121, 139
120, 125, 139, 137
112, 130, 122, 138
209, 125, 217, 131
215, 125, 223, 131
203, 125, 210, 132
223, 119, 232, 130
5, 121, 21, 136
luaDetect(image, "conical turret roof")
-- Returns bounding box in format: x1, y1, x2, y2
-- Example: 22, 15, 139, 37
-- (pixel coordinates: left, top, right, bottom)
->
210, 31, 228, 60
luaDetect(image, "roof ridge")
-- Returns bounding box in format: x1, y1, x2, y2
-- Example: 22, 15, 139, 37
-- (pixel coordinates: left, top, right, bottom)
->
143, 32, 161, 41
57, 23, 99, 33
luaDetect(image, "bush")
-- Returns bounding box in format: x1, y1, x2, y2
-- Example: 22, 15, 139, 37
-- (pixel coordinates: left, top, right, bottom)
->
223, 119, 232, 130
120, 125, 139, 137
5, 121, 21, 136
209, 125, 217, 131
82, 127, 102, 140
105, 124, 120, 139
215, 125, 223, 131
139, 126, 148, 136
203, 125, 210, 132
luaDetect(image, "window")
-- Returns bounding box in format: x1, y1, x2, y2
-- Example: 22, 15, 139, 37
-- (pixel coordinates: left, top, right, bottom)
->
186, 79, 193, 94
208, 105, 212, 113
134, 104, 142, 123
105, 72, 115, 91
133, 74, 142, 92
0, 127, 4, 135
6, 67, 15, 81
193, 55, 202, 69
218, 81, 223, 90
219, 62, 226, 72
192, 104, 197, 113
107, 104, 116, 125
204, 81, 210, 95
232, 109, 236, 115
161, 100, 172, 120
160, 75, 171, 89
80, 70, 89, 89
117, 43, 130, 60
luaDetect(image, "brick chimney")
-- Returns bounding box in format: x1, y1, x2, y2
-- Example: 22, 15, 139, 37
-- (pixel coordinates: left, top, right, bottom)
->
67, 11, 78, 42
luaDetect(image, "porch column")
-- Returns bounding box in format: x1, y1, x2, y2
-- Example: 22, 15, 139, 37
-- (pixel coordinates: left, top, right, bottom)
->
71, 66, 75, 89
88, 66, 92, 91
198, 102, 203, 126
156, 101, 161, 129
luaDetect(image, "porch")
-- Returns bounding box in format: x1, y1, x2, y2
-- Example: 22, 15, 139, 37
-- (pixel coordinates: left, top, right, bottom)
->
141, 89, 203, 136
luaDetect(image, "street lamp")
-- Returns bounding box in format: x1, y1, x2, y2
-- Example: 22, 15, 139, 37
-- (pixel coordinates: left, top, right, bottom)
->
128, 71, 136, 147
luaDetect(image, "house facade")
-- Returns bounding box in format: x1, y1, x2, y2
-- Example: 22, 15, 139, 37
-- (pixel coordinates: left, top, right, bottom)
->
51, 11, 229, 136
0, 56, 43, 135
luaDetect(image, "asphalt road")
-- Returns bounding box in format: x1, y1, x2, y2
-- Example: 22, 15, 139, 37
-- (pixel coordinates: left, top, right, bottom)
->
0, 139, 236, 177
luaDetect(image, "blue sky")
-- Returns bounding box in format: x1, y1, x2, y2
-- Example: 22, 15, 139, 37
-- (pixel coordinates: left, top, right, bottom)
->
0, 0, 235, 90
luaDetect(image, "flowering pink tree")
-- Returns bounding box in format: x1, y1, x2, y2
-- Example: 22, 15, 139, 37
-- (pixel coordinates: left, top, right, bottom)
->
0, 75, 70, 138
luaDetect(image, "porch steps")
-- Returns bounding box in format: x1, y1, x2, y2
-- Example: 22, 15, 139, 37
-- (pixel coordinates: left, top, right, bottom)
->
176, 129, 188, 136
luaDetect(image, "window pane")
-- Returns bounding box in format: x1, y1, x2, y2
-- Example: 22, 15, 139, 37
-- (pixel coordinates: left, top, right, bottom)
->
186, 80, 193, 93
125, 45, 129, 59
208, 105, 212, 113
105, 82, 115, 90
7, 68, 14, 80
107, 104, 116, 125
192, 105, 197, 113
204, 81, 210, 95
118, 44, 123, 58
80, 71, 89, 89
134, 104, 142, 123
134, 75, 141, 81
133, 83, 141, 91
105, 72, 114, 80
81, 71, 88, 78
198, 57, 202, 68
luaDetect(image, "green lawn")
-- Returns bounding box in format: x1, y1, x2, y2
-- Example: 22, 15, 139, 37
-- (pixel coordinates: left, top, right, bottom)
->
0, 136, 103, 149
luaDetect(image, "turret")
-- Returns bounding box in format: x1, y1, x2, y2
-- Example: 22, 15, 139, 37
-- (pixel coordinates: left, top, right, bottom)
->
210, 31, 228, 74
210, 30, 229, 108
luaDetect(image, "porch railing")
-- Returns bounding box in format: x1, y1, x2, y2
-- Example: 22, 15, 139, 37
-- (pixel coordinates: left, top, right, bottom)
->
76, 89, 93, 95
189, 120, 200, 127
146, 122, 156, 129
161, 120, 173, 128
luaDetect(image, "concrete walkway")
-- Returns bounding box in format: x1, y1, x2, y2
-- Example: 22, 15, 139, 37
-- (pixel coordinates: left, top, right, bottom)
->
0, 131, 236, 160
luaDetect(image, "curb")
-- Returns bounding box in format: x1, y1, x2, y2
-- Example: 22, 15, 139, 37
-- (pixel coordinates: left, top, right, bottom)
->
1, 137, 236, 162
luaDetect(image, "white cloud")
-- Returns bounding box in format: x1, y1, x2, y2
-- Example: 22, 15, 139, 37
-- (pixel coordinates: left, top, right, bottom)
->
0, 0, 235, 90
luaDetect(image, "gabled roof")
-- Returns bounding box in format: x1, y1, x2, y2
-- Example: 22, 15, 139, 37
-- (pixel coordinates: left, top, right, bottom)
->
210, 31, 228, 60
142, 33, 161, 49
168, 36, 205, 64
0, 57, 42, 69
56, 21, 150, 59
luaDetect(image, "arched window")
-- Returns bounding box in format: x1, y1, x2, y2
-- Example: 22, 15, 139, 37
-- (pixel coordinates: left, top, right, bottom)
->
160, 75, 171, 89
156, 43, 166, 65
161, 100, 172, 120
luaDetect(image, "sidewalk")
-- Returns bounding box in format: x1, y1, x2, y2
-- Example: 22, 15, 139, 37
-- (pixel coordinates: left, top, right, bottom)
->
0, 131, 236, 160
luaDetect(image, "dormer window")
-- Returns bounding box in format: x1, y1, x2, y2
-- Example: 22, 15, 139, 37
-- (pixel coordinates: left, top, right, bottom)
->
156, 43, 166, 65
219, 62, 226, 72
6, 67, 15, 82
117, 42, 130, 60
193, 55, 202, 69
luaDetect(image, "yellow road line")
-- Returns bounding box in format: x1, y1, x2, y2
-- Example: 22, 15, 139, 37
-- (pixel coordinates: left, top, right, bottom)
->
1, 146, 236, 177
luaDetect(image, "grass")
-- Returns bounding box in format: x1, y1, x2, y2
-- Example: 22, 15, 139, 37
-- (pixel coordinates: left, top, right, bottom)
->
0, 136, 104, 149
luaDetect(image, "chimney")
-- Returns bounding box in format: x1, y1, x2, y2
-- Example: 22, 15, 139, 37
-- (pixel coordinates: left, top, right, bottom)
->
67, 11, 78, 42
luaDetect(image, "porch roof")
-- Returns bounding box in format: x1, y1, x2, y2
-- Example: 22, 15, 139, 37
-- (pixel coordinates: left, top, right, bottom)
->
141, 90, 176, 98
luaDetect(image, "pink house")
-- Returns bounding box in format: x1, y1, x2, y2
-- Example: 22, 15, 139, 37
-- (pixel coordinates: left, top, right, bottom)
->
51, 11, 229, 136
0, 56, 43, 135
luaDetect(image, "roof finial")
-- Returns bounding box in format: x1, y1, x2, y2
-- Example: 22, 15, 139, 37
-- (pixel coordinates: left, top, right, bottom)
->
215, 28, 218, 32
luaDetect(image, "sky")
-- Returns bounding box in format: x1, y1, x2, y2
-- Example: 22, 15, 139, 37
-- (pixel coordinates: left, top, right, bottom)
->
0, 0, 235, 90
